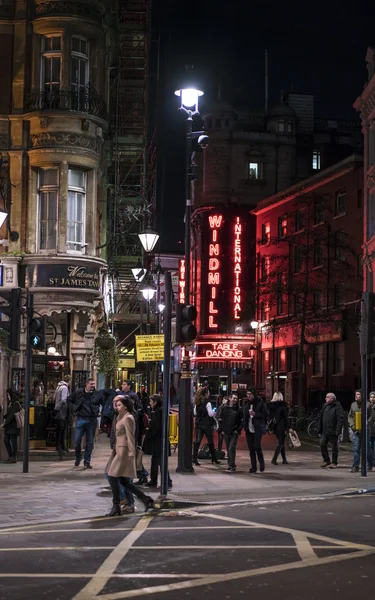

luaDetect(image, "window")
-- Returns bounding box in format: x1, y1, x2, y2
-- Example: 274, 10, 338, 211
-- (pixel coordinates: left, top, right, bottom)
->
38, 168, 58, 250
261, 351, 270, 387
278, 216, 287, 238
260, 256, 270, 281
261, 222, 270, 244
275, 348, 286, 371
333, 342, 345, 375
287, 121, 294, 133
312, 150, 321, 170
313, 344, 324, 376
314, 200, 324, 225
71, 37, 89, 111
313, 241, 323, 267
334, 283, 345, 307
335, 190, 346, 217
294, 293, 303, 316
278, 120, 285, 133
277, 273, 287, 316
248, 162, 261, 180
295, 209, 304, 232
42, 35, 62, 94
313, 290, 325, 311
294, 246, 303, 273
261, 302, 270, 323
67, 169, 86, 252
334, 231, 345, 261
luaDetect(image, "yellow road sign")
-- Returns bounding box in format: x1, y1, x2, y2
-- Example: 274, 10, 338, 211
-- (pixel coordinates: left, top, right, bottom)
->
136, 334, 164, 362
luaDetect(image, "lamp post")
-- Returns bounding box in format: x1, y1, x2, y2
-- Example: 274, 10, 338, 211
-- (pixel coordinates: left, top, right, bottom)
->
174, 76, 204, 473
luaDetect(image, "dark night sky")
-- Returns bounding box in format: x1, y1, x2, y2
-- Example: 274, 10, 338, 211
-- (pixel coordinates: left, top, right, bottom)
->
155, 0, 375, 253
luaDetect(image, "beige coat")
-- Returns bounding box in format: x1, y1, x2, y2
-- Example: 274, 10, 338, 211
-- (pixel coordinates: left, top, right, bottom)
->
107, 411, 137, 479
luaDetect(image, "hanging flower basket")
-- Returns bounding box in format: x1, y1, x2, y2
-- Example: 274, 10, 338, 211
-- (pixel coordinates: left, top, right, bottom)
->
95, 327, 116, 350
94, 327, 119, 380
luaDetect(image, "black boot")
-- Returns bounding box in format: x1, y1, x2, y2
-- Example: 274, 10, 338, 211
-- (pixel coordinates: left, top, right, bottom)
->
271, 448, 279, 465
144, 496, 155, 512
106, 504, 121, 517
209, 443, 221, 464
193, 442, 201, 466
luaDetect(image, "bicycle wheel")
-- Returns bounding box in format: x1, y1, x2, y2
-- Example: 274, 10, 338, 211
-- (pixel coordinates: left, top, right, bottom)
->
307, 419, 320, 438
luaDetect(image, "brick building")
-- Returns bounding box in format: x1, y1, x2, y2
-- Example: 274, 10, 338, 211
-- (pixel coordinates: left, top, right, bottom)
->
252, 155, 363, 409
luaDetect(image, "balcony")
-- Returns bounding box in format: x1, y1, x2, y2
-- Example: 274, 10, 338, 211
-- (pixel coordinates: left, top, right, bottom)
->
34, 0, 104, 23
25, 86, 107, 121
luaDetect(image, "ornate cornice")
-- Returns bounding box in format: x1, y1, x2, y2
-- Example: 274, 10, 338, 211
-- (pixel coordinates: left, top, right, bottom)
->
30, 132, 101, 154
35, 1, 103, 22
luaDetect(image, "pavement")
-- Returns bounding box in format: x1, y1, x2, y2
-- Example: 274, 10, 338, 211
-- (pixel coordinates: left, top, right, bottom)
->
0, 433, 374, 528
0, 493, 374, 599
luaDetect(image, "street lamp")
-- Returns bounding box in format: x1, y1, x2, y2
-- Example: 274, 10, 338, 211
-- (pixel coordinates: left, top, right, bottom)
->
138, 229, 159, 253
174, 86, 204, 113
140, 277, 157, 301
158, 303, 165, 313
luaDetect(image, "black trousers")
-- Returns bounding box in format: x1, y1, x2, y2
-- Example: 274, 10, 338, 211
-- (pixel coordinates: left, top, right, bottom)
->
108, 474, 148, 506
150, 454, 172, 486
246, 430, 264, 471
224, 432, 239, 468
55, 420, 67, 451
273, 433, 287, 462
193, 426, 217, 461
217, 431, 225, 452
4, 433, 18, 458
320, 433, 339, 465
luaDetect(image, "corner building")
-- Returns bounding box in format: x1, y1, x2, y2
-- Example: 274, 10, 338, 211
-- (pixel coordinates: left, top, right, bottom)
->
0, 0, 109, 445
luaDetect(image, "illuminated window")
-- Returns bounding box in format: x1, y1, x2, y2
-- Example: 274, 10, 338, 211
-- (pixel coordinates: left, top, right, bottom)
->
71, 37, 89, 111
261, 302, 270, 322
248, 162, 261, 180
313, 344, 324, 376
295, 209, 304, 232
335, 190, 346, 217
333, 342, 345, 375
42, 35, 62, 94
38, 168, 58, 251
278, 216, 287, 238
67, 169, 86, 253
260, 256, 270, 281
262, 222, 271, 244
278, 120, 285, 133
312, 150, 321, 170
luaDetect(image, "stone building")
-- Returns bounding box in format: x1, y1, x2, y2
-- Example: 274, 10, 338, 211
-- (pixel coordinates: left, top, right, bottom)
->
0, 0, 110, 446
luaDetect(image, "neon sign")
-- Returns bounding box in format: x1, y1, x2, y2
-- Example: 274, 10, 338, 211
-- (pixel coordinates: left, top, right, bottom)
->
196, 341, 256, 360
234, 216, 242, 320
178, 258, 186, 304
208, 214, 223, 328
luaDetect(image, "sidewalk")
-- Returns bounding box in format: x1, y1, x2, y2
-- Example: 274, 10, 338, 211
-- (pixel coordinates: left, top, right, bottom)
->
0, 433, 373, 528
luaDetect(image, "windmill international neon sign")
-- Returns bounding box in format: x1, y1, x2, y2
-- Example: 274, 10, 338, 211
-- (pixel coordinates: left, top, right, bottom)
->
208, 214, 223, 329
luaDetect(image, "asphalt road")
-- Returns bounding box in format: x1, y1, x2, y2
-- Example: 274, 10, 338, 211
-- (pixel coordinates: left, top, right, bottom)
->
0, 494, 374, 600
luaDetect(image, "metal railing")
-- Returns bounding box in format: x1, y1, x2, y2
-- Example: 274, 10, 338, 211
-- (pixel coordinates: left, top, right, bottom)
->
25, 86, 107, 120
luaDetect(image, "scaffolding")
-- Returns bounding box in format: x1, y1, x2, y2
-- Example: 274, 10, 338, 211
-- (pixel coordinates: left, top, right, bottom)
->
108, 0, 156, 321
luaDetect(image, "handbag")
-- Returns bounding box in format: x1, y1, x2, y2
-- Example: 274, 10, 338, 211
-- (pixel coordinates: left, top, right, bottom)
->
288, 428, 301, 448
136, 447, 143, 470
15, 406, 25, 429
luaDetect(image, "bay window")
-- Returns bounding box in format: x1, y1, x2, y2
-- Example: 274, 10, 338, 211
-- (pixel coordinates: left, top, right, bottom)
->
42, 36, 62, 94
38, 168, 58, 250
67, 169, 86, 252
71, 37, 89, 111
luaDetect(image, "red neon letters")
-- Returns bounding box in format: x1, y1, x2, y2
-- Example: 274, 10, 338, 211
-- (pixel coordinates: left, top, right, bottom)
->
178, 258, 186, 304
208, 214, 223, 328
234, 216, 242, 320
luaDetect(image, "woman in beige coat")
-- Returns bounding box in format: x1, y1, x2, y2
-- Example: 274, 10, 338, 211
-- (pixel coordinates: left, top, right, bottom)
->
106, 396, 154, 516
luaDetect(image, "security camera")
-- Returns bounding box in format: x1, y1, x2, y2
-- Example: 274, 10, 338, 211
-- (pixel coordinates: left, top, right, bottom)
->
198, 134, 209, 149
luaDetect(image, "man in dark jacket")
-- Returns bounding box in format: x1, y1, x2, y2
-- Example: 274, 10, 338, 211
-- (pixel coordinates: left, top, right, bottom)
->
67, 378, 103, 469
1, 390, 21, 464
220, 395, 243, 472
243, 388, 268, 473
318, 392, 344, 469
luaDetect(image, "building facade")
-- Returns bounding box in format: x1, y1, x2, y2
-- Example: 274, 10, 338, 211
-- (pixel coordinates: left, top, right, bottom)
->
0, 0, 110, 448
253, 155, 363, 408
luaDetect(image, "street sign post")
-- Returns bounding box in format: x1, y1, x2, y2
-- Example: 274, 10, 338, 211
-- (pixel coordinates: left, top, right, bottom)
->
135, 334, 165, 362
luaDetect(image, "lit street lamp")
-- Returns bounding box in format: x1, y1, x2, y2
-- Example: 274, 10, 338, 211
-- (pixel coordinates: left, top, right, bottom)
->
138, 229, 159, 253
140, 277, 157, 301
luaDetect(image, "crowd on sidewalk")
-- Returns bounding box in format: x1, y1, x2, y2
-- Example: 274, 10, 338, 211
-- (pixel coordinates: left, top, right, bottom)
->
2, 377, 375, 514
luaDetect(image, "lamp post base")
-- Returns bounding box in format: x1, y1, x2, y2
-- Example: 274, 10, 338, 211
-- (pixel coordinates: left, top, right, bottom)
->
176, 355, 194, 473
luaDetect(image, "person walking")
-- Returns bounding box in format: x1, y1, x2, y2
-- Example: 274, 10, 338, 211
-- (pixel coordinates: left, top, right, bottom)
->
348, 390, 373, 473
106, 396, 154, 516
68, 378, 104, 469
144, 395, 172, 489
244, 388, 267, 474
318, 392, 344, 469
193, 387, 221, 466
54, 375, 71, 456
1, 390, 22, 463
106, 396, 132, 513
216, 397, 228, 456
268, 391, 289, 465
369, 392, 375, 466
220, 394, 243, 472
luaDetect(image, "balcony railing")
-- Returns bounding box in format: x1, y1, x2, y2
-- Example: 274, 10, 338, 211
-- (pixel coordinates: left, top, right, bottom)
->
25, 86, 107, 121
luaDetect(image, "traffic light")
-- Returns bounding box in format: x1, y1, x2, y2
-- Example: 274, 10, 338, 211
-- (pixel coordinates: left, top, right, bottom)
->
0, 288, 22, 351
360, 292, 375, 356
176, 303, 197, 343
30, 316, 46, 351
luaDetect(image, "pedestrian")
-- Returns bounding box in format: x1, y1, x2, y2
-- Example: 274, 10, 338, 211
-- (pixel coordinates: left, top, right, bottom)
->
268, 391, 289, 466
369, 392, 375, 466
348, 390, 373, 473
54, 375, 71, 457
193, 387, 221, 466
121, 381, 149, 485
244, 388, 267, 474
1, 390, 22, 464
318, 392, 344, 469
143, 394, 172, 489
106, 395, 154, 516
220, 394, 243, 472
216, 397, 229, 456
106, 396, 132, 513
67, 378, 104, 469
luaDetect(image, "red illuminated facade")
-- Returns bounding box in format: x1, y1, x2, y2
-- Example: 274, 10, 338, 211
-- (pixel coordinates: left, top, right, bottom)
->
178, 259, 186, 304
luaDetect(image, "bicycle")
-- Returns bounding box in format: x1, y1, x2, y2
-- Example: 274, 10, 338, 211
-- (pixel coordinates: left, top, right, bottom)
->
307, 418, 320, 438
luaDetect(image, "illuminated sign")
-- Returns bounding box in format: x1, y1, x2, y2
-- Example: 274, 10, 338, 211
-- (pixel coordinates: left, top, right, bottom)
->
233, 216, 242, 320
178, 259, 186, 304
207, 214, 223, 329
196, 341, 256, 361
